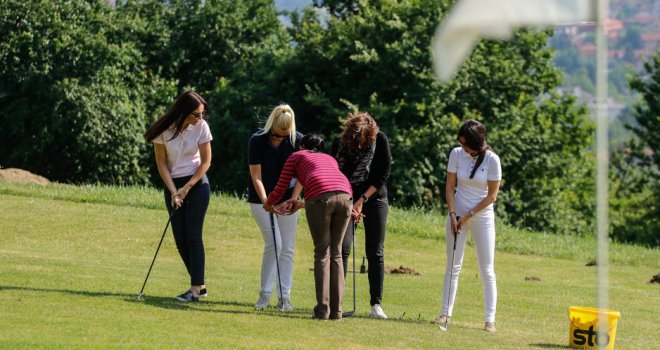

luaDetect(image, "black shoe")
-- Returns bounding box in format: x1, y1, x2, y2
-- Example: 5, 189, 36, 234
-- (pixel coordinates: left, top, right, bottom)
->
199, 288, 208, 298
175, 290, 199, 302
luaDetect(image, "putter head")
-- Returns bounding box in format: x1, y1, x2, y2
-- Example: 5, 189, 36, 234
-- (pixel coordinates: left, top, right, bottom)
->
438, 323, 448, 331
136, 293, 144, 300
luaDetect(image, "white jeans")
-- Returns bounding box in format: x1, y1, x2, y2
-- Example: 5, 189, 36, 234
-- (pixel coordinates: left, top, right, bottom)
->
441, 214, 497, 322
250, 203, 298, 298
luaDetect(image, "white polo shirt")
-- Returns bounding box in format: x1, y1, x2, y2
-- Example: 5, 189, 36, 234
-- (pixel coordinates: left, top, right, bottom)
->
153, 120, 213, 178
447, 147, 501, 218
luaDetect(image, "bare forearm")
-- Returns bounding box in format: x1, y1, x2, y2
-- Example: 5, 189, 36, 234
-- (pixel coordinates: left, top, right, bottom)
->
290, 181, 303, 200
468, 195, 496, 215
183, 162, 210, 190
157, 163, 177, 194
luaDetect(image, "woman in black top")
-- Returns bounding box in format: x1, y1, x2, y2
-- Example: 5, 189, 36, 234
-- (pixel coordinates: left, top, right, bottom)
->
332, 112, 392, 319
247, 104, 302, 311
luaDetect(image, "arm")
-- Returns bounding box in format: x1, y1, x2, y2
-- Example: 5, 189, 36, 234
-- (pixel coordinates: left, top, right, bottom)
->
264, 155, 297, 211
365, 132, 391, 191
355, 132, 391, 221
445, 171, 458, 235
282, 181, 305, 215
457, 180, 501, 228
154, 143, 182, 208
175, 142, 212, 200
276, 181, 304, 215
291, 180, 303, 200
249, 164, 269, 204
351, 185, 376, 222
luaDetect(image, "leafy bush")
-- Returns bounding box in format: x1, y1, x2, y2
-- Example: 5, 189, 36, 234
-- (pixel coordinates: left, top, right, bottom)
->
0, 0, 173, 184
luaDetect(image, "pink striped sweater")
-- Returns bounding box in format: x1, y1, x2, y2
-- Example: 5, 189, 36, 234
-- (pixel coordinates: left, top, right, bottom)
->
266, 150, 352, 205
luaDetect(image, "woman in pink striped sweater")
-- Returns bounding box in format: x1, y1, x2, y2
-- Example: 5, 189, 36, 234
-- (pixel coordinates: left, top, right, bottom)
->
264, 134, 353, 320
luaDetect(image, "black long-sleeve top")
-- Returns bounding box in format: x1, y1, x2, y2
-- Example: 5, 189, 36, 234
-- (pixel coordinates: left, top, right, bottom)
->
331, 131, 392, 199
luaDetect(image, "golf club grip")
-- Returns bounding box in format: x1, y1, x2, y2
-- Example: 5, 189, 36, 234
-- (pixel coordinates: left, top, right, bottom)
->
452, 216, 460, 250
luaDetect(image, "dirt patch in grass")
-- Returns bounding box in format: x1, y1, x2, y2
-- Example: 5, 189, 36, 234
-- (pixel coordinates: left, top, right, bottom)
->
0, 168, 51, 185
386, 265, 420, 275
650, 273, 660, 284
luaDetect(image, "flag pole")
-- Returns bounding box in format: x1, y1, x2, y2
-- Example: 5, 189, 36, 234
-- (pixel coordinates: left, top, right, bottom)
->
595, 0, 609, 348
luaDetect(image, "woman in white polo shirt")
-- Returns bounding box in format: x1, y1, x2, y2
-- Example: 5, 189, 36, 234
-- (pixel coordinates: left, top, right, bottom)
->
144, 91, 213, 302
434, 119, 502, 332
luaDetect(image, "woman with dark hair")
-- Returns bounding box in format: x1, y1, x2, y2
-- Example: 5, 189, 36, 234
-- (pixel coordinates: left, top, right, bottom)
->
264, 134, 353, 320
332, 112, 391, 319
144, 91, 213, 302
247, 104, 302, 311
434, 119, 501, 332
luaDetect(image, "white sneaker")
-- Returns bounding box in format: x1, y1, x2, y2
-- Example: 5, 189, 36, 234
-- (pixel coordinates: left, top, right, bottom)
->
278, 297, 293, 311
254, 293, 271, 310
369, 304, 388, 319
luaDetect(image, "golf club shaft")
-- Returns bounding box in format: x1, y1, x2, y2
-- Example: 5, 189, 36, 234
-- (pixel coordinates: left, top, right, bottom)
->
270, 213, 284, 301
138, 213, 172, 297
343, 219, 357, 317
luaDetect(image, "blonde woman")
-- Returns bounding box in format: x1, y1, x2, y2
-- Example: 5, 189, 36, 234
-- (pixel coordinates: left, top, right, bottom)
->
247, 104, 302, 311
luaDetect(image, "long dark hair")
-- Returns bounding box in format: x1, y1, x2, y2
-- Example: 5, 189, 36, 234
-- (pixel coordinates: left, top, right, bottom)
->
458, 119, 492, 179
300, 134, 325, 153
144, 91, 209, 142
339, 112, 379, 151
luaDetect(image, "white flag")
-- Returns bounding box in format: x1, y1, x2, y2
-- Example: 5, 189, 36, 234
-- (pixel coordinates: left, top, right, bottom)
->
432, 0, 597, 81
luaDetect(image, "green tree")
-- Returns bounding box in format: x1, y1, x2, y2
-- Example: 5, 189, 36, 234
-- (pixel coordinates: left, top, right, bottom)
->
284, 0, 595, 235
609, 53, 660, 246
155, 0, 294, 193
0, 0, 172, 184
628, 54, 660, 166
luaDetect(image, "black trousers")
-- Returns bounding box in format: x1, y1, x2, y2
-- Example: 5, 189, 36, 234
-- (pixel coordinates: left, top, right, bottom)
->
164, 175, 210, 286
341, 195, 389, 306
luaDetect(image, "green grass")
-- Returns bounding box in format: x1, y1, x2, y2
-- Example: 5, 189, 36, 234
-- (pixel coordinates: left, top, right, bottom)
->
0, 182, 658, 349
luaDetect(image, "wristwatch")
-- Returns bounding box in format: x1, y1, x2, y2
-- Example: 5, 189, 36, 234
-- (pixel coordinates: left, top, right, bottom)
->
361, 194, 369, 202
469, 209, 475, 217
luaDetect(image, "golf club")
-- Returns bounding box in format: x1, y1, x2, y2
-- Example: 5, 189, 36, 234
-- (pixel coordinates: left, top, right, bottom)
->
270, 213, 284, 310
342, 219, 358, 317
137, 211, 174, 300
439, 216, 459, 331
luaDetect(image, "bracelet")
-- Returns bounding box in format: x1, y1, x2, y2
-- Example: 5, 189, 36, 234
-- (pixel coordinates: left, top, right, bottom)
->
361, 194, 369, 202
469, 210, 475, 217
449, 212, 456, 216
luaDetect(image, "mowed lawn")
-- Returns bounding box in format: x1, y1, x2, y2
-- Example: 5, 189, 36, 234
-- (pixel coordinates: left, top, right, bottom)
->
0, 182, 658, 349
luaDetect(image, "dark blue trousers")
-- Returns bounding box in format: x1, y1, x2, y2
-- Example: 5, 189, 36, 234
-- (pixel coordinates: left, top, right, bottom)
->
164, 175, 209, 286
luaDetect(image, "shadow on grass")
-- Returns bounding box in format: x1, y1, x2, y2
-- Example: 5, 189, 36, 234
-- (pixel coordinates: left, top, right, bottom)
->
0, 284, 135, 299
529, 344, 571, 349
0, 284, 439, 324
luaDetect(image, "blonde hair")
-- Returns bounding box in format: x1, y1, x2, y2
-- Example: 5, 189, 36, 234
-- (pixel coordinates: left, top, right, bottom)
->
260, 104, 297, 144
